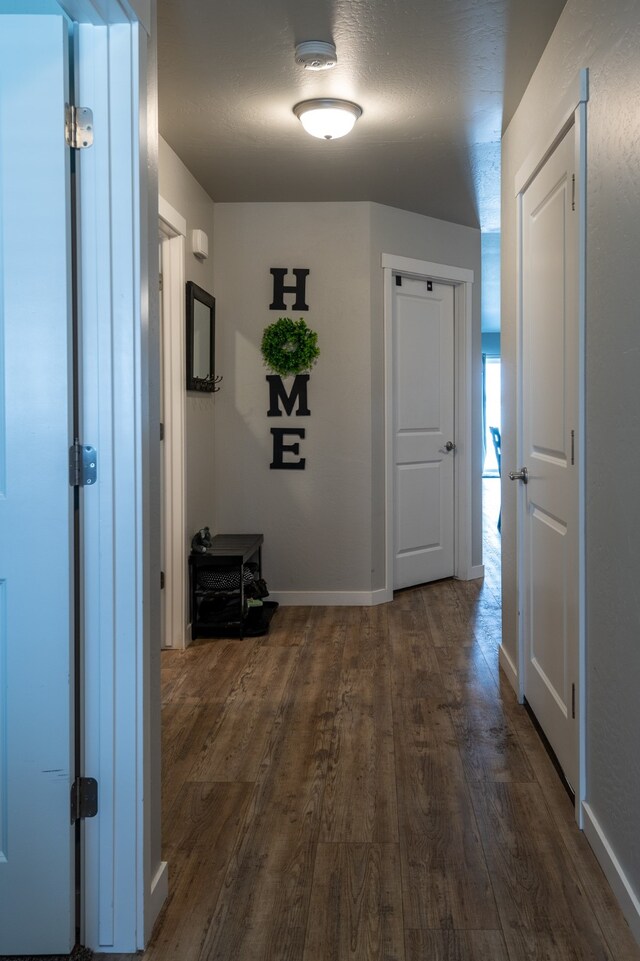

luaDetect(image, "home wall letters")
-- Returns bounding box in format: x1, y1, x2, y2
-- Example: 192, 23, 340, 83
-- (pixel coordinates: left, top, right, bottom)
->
267, 268, 312, 469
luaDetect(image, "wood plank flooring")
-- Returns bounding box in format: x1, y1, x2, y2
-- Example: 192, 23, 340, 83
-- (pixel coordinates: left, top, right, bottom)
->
104, 486, 640, 961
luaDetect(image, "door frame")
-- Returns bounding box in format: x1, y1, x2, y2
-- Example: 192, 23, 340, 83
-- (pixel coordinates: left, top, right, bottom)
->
513, 68, 588, 822
69, 1, 164, 951
159, 198, 187, 650
382, 254, 476, 598
2, 0, 161, 951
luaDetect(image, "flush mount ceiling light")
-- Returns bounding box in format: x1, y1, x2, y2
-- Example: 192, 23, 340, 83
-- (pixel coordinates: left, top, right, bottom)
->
295, 40, 337, 71
293, 99, 362, 140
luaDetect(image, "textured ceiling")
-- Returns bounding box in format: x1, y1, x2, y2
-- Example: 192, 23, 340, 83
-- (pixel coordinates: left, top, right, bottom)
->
157, 0, 567, 230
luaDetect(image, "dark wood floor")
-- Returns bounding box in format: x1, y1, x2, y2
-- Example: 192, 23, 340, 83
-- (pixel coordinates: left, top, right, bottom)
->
106, 480, 640, 960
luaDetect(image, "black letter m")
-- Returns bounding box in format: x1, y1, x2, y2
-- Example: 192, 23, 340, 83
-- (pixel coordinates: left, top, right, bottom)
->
267, 374, 310, 417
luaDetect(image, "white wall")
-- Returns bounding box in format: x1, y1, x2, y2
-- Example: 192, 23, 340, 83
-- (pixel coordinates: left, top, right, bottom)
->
213, 202, 373, 596
158, 136, 216, 537
502, 0, 640, 937
212, 201, 481, 597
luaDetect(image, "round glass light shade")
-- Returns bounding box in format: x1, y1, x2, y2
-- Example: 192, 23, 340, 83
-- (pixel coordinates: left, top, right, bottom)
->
293, 99, 362, 140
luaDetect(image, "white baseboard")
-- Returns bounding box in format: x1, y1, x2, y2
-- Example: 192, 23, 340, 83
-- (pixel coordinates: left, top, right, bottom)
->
269, 588, 392, 607
145, 860, 168, 945
582, 803, 640, 945
162, 626, 189, 651
370, 588, 393, 605
499, 644, 519, 694
454, 563, 485, 581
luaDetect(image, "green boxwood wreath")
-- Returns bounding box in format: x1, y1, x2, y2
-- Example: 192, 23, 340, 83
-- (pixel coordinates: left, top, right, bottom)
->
261, 317, 320, 377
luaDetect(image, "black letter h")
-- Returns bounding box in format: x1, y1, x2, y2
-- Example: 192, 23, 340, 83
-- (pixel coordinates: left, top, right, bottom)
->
269, 268, 310, 311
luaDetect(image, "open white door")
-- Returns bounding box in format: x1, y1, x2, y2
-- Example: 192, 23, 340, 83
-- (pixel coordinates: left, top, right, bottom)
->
0, 13, 75, 954
518, 124, 579, 790
393, 278, 455, 589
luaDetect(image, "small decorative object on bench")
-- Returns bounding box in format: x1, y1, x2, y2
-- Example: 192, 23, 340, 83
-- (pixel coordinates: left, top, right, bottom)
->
191, 526, 214, 552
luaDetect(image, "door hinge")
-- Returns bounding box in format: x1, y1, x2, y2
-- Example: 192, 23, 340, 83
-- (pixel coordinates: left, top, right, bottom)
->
65, 104, 94, 149
571, 173, 576, 211
571, 429, 575, 465
159, 272, 163, 292
160, 422, 164, 441
571, 682, 576, 719
70, 776, 98, 823
160, 570, 165, 590
69, 440, 97, 487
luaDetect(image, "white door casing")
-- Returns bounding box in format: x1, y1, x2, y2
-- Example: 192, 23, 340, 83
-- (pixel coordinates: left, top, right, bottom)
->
0, 2, 162, 951
383, 254, 476, 597
393, 279, 455, 588
518, 126, 580, 792
159, 239, 166, 645
0, 14, 75, 954
159, 199, 187, 650
75, 11, 166, 950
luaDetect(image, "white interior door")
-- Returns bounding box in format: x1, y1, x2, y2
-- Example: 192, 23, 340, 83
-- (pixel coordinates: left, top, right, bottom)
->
0, 13, 75, 954
520, 125, 579, 789
393, 278, 455, 589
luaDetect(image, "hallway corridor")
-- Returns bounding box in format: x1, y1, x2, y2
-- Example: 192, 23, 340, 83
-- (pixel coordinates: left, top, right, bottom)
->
112, 558, 640, 960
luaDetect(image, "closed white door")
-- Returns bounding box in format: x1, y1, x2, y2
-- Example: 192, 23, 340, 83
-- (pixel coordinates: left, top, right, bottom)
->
0, 14, 75, 953
520, 125, 579, 789
393, 278, 455, 589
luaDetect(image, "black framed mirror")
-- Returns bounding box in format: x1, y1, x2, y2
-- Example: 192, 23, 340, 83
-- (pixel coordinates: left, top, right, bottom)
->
186, 281, 221, 392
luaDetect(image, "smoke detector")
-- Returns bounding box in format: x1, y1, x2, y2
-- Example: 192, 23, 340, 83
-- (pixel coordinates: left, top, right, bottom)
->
295, 41, 337, 71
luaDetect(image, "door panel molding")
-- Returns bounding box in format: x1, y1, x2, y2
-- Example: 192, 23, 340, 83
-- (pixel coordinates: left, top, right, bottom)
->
382, 253, 476, 598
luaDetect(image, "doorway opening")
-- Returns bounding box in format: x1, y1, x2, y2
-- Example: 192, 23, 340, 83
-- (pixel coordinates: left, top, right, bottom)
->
482, 354, 502, 590
382, 253, 477, 595
483, 356, 501, 477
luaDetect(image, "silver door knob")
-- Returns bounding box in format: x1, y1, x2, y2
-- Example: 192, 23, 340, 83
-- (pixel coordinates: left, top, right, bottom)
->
444, 441, 456, 452
509, 467, 528, 484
